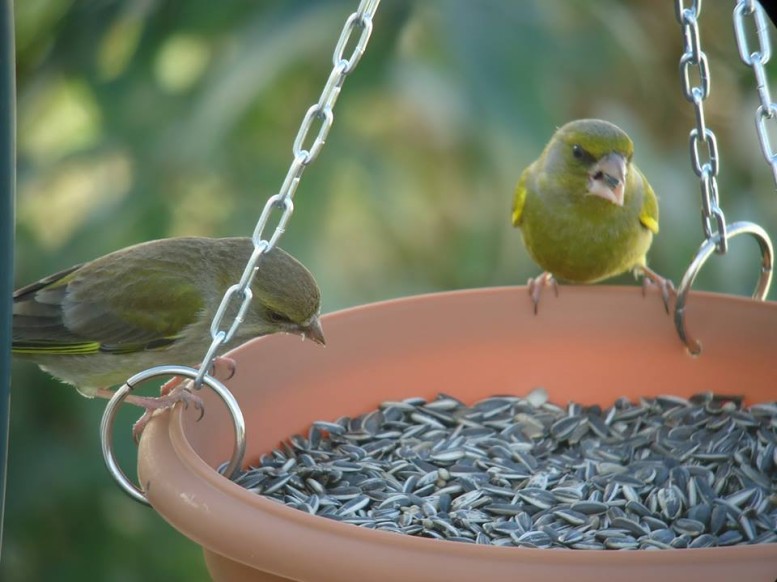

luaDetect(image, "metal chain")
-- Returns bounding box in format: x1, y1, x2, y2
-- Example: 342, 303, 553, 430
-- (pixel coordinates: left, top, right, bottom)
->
734, 0, 777, 186
672, 0, 775, 354
101, 0, 382, 505
675, 0, 728, 254
194, 0, 381, 386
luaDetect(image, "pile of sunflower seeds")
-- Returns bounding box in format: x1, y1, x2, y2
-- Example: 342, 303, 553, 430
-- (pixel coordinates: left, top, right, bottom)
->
233, 389, 777, 549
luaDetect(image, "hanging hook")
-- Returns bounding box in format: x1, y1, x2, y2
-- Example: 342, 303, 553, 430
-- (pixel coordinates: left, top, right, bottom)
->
100, 365, 246, 506
674, 221, 773, 355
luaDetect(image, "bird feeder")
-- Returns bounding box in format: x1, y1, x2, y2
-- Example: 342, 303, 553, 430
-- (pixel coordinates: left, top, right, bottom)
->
135, 287, 777, 582
98, 1, 777, 581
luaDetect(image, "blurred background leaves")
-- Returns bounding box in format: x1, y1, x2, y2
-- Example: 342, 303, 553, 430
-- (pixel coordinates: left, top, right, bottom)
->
6, 1, 777, 580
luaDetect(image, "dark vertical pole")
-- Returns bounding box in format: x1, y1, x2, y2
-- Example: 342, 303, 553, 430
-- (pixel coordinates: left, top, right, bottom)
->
759, 0, 777, 29
0, 0, 15, 557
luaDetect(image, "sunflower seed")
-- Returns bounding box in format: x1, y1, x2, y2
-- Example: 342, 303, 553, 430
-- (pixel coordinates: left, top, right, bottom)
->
312, 421, 346, 436
674, 518, 706, 536
514, 530, 553, 548
718, 529, 744, 546
517, 488, 556, 509
605, 535, 639, 549
689, 533, 716, 548
482, 503, 521, 516
337, 494, 370, 516
550, 416, 585, 441
657, 486, 683, 520
554, 508, 589, 526
234, 391, 777, 551
571, 501, 608, 515
738, 514, 757, 541
611, 516, 650, 537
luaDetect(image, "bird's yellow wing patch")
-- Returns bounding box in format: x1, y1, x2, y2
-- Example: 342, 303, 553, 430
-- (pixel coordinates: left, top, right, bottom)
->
638, 169, 659, 234
12, 341, 101, 356
639, 213, 659, 234
512, 170, 528, 227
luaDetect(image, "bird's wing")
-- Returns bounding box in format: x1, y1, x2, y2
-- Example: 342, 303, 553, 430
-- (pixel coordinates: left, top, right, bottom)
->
13, 262, 204, 355
512, 169, 529, 227
637, 169, 659, 234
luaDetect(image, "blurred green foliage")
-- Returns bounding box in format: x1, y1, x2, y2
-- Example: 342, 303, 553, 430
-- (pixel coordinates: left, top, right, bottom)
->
6, 1, 777, 580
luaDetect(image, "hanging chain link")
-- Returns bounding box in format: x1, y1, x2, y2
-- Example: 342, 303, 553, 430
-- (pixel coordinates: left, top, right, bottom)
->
675, 0, 728, 254
733, 0, 777, 186
194, 0, 381, 387
101, 0, 382, 505
672, 0, 774, 354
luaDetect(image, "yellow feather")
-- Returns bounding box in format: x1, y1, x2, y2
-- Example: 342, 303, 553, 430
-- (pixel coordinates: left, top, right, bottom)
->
639, 213, 659, 234
12, 342, 101, 355
512, 170, 528, 227
638, 168, 660, 234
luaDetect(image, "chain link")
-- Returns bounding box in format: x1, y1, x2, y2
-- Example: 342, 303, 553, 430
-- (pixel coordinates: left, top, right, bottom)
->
194, 0, 381, 387
675, 0, 728, 254
733, 0, 777, 187
672, 0, 775, 353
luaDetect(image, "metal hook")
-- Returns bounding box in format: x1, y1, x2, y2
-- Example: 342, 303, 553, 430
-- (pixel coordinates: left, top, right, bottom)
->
674, 221, 773, 355
100, 365, 246, 506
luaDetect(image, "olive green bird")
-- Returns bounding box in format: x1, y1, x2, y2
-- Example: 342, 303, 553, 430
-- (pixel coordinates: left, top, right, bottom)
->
13, 237, 324, 435
512, 119, 673, 311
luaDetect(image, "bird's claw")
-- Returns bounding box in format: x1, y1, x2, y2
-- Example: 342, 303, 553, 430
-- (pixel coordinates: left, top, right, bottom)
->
638, 266, 675, 314
131, 357, 234, 442
131, 386, 205, 443
527, 272, 557, 314
158, 356, 237, 398
210, 356, 237, 381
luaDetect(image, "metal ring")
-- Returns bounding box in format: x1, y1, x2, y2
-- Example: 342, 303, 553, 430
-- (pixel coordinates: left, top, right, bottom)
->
100, 365, 246, 506
674, 221, 773, 355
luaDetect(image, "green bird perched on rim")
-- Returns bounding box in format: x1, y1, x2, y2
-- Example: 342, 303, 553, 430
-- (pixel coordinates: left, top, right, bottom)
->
512, 119, 673, 311
12, 236, 325, 437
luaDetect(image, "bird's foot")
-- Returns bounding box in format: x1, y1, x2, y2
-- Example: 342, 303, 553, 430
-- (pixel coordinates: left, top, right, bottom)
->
133, 356, 235, 441
93, 387, 193, 411
131, 386, 204, 443
638, 265, 675, 313
94, 356, 237, 442
527, 272, 558, 314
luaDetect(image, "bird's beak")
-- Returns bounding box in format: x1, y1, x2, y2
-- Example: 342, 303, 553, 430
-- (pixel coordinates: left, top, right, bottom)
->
587, 152, 627, 206
301, 316, 326, 345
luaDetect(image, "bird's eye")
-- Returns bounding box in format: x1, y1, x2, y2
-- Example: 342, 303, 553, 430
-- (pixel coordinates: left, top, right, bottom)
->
266, 310, 287, 324
572, 145, 584, 160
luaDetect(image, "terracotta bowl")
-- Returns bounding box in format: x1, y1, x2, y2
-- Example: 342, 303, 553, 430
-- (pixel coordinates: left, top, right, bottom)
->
137, 287, 777, 582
